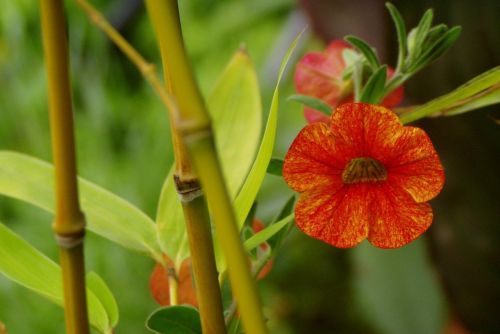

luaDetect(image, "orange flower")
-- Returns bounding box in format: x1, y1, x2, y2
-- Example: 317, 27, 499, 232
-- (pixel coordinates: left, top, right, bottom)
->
150, 220, 273, 307
150, 257, 198, 307
283, 103, 444, 248
294, 40, 404, 123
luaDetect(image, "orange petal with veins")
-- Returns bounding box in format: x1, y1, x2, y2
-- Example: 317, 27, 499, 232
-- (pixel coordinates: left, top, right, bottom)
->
386, 127, 445, 202
283, 122, 345, 193
367, 183, 433, 248
294, 184, 370, 248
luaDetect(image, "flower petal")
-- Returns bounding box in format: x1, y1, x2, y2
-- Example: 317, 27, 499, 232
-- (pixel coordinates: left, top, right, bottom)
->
283, 122, 345, 193
295, 184, 370, 248
367, 183, 433, 248
330, 103, 403, 159
385, 126, 445, 202
294, 52, 344, 106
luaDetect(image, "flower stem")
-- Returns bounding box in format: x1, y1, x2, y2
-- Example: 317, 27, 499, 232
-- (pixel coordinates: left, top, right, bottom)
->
39, 0, 89, 333
144, 1, 268, 333
167, 266, 179, 306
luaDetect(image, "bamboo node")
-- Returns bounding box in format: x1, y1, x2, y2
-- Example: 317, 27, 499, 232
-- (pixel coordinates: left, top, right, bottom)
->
174, 175, 203, 202
55, 231, 85, 249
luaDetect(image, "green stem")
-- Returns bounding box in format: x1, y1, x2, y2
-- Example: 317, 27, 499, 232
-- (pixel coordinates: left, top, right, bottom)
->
145, 1, 268, 333
141, 0, 227, 332
39, 0, 89, 333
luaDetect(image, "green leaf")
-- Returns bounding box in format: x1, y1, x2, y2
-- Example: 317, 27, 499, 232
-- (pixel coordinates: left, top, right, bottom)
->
385, 2, 407, 70
207, 49, 262, 197
146, 306, 201, 334
86, 272, 119, 328
359, 65, 388, 104
267, 195, 296, 250
234, 29, 304, 226
244, 213, 294, 252
352, 58, 363, 102
409, 26, 461, 73
438, 87, 500, 116
155, 49, 262, 266
0, 222, 114, 333
266, 158, 284, 177
155, 167, 189, 268
400, 66, 500, 123
0, 151, 161, 259
410, 9, 434, 60
422, 24, 448, 50
345, 35, 380, 70
352, 240, 446, 334
287, 94, 332, 116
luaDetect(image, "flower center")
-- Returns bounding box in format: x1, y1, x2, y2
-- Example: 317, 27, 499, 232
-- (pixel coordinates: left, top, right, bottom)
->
342, 157, 387, 184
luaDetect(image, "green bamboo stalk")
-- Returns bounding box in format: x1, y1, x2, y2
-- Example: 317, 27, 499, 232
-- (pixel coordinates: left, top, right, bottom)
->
144, 1, 268, 333
39, 1, 89, 333
75, 1, 226, 332
146, 0, 227, 329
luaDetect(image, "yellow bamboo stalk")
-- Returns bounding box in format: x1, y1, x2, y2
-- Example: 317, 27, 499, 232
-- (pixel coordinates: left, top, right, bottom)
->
39, 1, 89, 333
75, 1, 227, 333
145, 1, 268, 333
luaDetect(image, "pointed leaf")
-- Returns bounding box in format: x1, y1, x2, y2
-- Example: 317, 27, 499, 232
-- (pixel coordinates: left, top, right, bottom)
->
360, 65, 388, 104
386, 2, 407, 70
409, 26, 461, 73
244, 213, 294, 252
437, 87, 500, 116
268, 195, 296, 250
234, 29, 304, 226
0, 151, 161, 259
207, 49, 262, 197
422, 24, 448, 48
287, 94, 332, 116
87, 272, 119, 327
411, 9, 433, 60
345, 35, 380, 70
400, 66, 500, 123
0, 222, 113, 333
146, 306, 201, 334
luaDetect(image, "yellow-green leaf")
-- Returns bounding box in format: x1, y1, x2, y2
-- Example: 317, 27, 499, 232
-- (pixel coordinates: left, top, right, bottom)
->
0, 222, 115, 333
0, 151, 161, 260
400, 66, 500, 123
156, 49, 262, 266
86, 272, 119, 328
234, 29, 304, 226
207, 48, 262, 197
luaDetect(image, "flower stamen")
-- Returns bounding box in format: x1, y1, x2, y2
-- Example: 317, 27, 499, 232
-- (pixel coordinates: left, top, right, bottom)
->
342, 157, 387, 184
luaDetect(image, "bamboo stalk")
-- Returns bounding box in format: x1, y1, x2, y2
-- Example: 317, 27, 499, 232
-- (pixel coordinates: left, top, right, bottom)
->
178, 192, 226, 334
145, 1, 268, 333
148, 0, 227, 328
75, 1, 227, 333
39, 1, 89, 333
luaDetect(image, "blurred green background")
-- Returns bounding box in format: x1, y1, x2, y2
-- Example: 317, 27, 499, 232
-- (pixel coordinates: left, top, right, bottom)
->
1, 0, 499, 333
